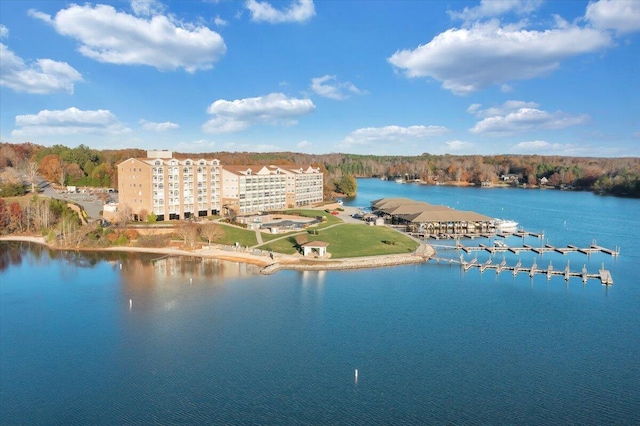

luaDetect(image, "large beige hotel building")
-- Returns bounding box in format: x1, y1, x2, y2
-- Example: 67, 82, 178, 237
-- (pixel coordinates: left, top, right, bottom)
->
116, 150, 323, 221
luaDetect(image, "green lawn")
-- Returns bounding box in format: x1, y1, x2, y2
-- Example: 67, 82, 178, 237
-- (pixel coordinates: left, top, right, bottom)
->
259, 224, 419, 258
285, 209, 342, 229
216, 224, 258, 246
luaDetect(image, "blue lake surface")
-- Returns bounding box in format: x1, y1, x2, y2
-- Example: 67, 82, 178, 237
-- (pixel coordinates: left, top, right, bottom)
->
2, 179, 640, 424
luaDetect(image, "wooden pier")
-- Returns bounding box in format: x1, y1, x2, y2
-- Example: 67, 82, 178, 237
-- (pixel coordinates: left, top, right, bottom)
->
424, 230, 545, 240
430, 256, 613, 285
454, 242, 619, 256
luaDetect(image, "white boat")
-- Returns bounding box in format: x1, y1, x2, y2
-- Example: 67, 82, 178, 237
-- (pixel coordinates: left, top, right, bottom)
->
395, 178, 405, 184
494, 219, 518, 231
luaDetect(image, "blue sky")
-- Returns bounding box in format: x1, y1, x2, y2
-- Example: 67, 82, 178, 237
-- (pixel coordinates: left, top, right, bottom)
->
1, 0, 639, 157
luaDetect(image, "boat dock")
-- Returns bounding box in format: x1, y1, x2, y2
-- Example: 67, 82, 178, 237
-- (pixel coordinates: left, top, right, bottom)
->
430, 257, 614, 285
452, 241, 619, 256
423, 230, 545, 240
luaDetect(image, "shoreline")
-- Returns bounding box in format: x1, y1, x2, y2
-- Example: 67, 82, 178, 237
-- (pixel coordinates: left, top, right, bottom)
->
0, 235, 435, 273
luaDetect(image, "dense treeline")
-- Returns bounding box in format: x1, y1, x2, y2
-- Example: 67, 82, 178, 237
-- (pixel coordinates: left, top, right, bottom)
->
0, 196, 82, 242
1, 142, 639, 198
0, 142, 144, 192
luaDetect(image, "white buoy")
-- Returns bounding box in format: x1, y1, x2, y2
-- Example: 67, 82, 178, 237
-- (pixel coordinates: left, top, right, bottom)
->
119, 263, 122, 270
190, 278, 193, 284
355, 368, 358, 384
129, 299, 132, 309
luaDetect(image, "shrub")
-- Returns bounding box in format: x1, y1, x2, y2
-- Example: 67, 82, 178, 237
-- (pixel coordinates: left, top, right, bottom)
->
46, 229, 56, 243
113, 234, 129, 246
123, 229, 139, 241
136, 234, 170, 248
0, 182, 26, 197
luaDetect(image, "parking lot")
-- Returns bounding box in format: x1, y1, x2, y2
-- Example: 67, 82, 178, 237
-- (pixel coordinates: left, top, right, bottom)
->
39, 181, 116, 220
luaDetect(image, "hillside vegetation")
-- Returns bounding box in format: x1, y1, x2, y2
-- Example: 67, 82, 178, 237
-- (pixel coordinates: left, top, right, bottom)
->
1, 142, 639, 197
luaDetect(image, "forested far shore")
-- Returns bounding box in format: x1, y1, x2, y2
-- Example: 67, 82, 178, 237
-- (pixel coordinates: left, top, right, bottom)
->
1, 142, 639, 198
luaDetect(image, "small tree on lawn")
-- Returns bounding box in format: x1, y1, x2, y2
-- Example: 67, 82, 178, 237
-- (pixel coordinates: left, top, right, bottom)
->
177, 222, 200, 249
200, 223, 222, 246
147, 212, 157, 224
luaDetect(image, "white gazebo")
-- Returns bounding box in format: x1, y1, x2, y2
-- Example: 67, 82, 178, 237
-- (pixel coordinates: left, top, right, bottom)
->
300, 241, 329, 257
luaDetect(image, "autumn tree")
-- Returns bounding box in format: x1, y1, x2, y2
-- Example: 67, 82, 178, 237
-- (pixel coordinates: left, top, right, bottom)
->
64, 163, 85, 185
8, 202, 24, 233
39, 154, 65, 185
0, 199, 9, 233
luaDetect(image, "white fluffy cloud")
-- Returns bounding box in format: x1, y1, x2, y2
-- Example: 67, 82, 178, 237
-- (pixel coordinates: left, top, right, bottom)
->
139, 119, 179, 132
445, 140, 473, 151
343, 125, 448, 146
467, 100, 539, 118
586, 0, 640, 34
214, 16, 228, 27
469, 101, 589, 135
512, 140, 585, 155
130, 0, 165, 17
0, 25, 83, 94
30, 4, 226, 72
175, 139, 217, 153
449, 0, 543, 22
203, 93, 315, 133
297, 140, 311, 148
388, 20, 612, 95
310, 75, 366, 100
245, 0, 315, 23
12, 107, 130, 138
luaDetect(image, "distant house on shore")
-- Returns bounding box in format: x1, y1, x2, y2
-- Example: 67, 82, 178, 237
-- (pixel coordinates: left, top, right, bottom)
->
500, 174, 519, 183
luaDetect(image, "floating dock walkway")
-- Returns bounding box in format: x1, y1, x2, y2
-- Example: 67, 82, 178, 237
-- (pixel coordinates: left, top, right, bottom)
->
424, 230, 545, 240
452, 241, 619, 256
430, 256, 613, 285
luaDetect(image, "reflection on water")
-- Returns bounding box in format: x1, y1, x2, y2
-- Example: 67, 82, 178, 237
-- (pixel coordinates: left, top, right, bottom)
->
119, 253, 260, 286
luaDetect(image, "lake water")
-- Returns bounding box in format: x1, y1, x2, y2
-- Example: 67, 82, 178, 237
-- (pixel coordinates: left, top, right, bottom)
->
2, 179, 640, 424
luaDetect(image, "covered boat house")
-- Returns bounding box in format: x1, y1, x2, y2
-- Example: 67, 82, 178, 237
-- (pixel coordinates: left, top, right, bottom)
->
371, 198, 494, 236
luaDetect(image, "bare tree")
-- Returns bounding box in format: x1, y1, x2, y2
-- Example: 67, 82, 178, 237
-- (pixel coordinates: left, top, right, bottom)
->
177, 223, 200, 249
116, 205, 133, 228
30, 196, 52, 231
28, 161, 39, 193
200, 223, 222, 246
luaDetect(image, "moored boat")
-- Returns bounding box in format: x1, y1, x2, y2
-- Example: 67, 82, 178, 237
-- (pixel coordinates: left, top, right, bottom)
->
494, 219, 518, 231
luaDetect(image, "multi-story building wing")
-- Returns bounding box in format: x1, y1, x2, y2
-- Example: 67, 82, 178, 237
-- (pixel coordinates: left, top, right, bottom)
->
116, 151, 323, 220
117, 151, 221, 221
221, 165, 288, 215
272, 165, 324, 208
